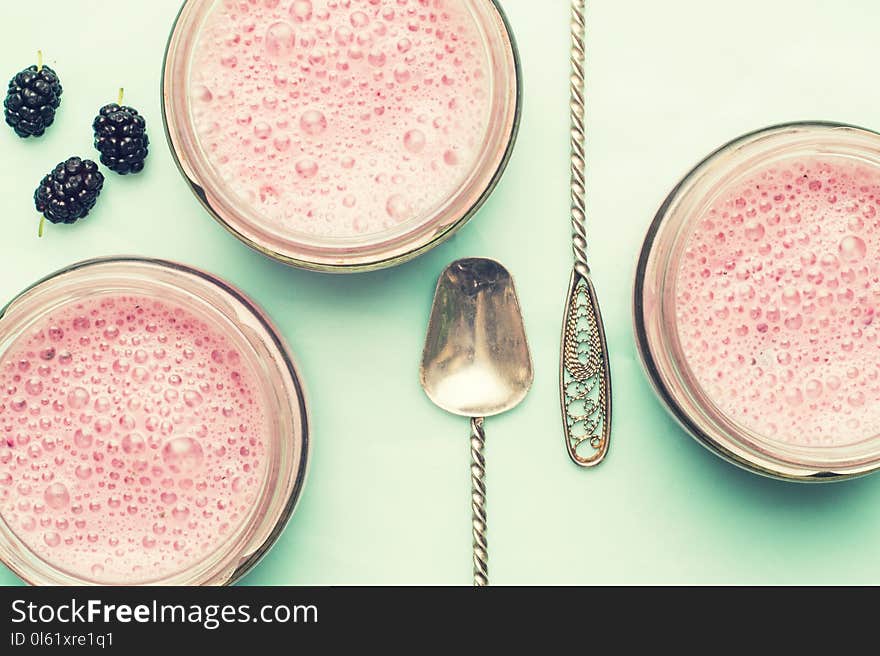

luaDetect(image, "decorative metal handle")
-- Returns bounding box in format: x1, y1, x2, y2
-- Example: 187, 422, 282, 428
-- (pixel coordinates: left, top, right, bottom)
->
559, 0, 612, 467
561, 271, 612, 466
569, 0, 589, 277
470, 417, 488, 586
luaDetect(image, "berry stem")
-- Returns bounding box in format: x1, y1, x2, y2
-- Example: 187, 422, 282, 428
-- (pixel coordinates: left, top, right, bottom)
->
38, 215, 45, 238
118, 87, 124, 104
37, 50, 43, 73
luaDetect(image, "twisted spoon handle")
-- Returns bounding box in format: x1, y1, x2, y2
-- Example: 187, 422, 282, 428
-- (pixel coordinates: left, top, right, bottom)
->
569, 0, 590, 277
560, 0, 612, 467
470, 417, 488, 586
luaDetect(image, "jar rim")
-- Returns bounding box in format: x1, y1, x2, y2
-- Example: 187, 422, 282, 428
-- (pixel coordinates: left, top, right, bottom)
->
0, 256, 309, 584
161, 0, 523, 272
634, 121, 880, 482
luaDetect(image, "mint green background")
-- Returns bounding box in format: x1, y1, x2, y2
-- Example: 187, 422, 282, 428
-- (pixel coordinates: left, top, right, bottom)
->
3, 0, 880, 585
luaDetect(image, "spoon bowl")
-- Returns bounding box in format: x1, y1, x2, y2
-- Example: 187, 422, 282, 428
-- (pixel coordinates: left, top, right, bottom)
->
421, 258, 533, 417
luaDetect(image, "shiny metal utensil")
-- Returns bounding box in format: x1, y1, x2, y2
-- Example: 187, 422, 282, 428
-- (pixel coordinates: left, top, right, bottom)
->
420, 258, 533, 586
559, 0, 612, 468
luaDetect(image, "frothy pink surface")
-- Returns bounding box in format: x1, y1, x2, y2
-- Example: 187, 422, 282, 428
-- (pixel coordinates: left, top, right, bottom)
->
0, 295, 268, 583
189, 0, 492, 239
676, 156, 880, 447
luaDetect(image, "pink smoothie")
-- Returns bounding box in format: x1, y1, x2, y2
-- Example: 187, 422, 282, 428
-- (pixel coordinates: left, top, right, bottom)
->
0, 294, 268, 583
188, 0, 492, 238
676, 155, 880, 447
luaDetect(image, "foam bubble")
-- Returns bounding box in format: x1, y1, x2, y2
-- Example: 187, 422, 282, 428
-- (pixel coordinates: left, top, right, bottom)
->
265, 22, 296, 58
290, 0, 312, 21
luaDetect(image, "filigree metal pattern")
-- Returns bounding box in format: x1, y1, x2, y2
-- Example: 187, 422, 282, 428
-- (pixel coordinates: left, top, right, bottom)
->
561, 273, 611, 466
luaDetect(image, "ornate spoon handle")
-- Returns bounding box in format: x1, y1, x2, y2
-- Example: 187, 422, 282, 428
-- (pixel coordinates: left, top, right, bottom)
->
561, 272, 612, 465
560, 0, 612, 467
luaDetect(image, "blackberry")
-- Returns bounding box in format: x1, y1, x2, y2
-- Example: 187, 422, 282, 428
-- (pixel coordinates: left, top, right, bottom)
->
93, 93, 149, 174
34, 157, 105, 235
4, 52, 62, 138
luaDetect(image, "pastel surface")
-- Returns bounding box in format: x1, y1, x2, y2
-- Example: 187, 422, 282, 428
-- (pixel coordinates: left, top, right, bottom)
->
2, 0, 880, 585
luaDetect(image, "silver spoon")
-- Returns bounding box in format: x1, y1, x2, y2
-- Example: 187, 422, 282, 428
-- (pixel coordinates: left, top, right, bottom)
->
559, 0, 612, 467
420, 258, 533, 586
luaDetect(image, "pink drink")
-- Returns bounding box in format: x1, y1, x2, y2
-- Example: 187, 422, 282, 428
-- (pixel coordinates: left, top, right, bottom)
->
0, 294, 268, 584
676, 155, 880, 447
188, 0, 492, 238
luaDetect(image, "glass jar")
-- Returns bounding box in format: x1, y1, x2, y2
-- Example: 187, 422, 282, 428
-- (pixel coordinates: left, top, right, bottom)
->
634, 122, 880, 481
162, 0, 521, 272
0, 257, 309, 584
